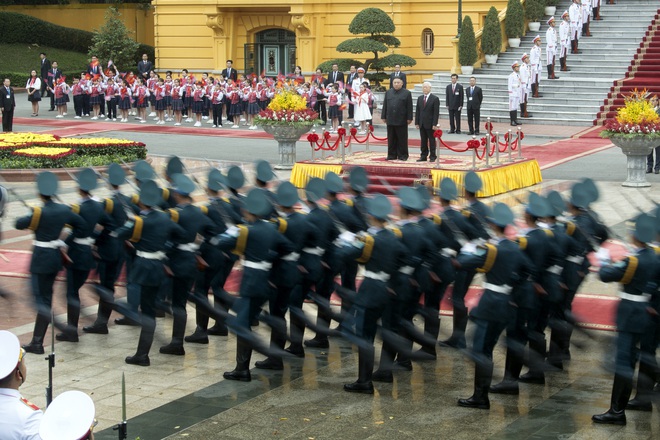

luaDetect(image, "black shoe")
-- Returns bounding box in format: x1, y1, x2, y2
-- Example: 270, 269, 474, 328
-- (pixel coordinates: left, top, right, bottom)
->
518, 372, 545, 384
414, 348, 437, 360
468, 131, 475, 135
449, 130, 455, 134
304, 338, 329, 349
82, 324, 109, 334
22, 342, 44, 355
386, 156, 397, 160
184, 331, 209, 344
251, 319, 259, 327
626, 398, 652, 411
223, 369, 251, 382
159, 343, 185, 356
438, 338, 466, 349
207, 324, 228, 336
489, 381, 520, 395
393, 360, 412, 371
49, 108, 55, 111
510, 122, 518, 126
284, 346, 305, 358
372, 370, 394, 383
398, 157, 408, 161
114, 317, 139, 326
457, 396, 490, 409
429, 157, 437, 162
592, 409, 626, 425
125, 354, 150, 366
344, 381, 374, 394
475, 131, 480, 135
416, 158, 427, 162
254, 358, 284, 370
56, 332, 79, 342
154, 309, 166, 318
655, 170, 659, 174
455, 131, 462, 134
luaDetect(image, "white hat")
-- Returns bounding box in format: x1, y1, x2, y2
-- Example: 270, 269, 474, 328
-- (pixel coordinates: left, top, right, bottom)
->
547, 17, 555, 24
533, 35, 542, 43
0, 330, 21, 379
39, 391, 96, 440
357, 67, 365, 73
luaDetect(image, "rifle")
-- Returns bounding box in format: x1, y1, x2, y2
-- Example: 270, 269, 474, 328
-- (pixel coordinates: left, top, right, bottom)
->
112, 372, 128, 439
45, 307, 55, 407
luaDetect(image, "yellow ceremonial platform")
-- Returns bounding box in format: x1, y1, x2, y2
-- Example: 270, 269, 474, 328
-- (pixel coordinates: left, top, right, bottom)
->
289, 152, 542, 197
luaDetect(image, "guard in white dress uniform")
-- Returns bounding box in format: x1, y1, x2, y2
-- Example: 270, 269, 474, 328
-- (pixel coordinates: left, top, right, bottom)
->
569, 0, 582, 54
559, 11, 571, 71
520, 54, 532, 118
546, 17, 559, 79
508, 62, 523, 126
530, 36, 542, 98
582, 0, 592, 36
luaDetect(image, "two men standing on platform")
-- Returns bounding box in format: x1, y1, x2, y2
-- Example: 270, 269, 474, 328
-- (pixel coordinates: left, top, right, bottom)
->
381, 77, 413, 161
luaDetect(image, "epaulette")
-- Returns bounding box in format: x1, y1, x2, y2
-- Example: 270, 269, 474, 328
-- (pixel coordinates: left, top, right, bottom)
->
20, 397, 40, 411
277, 217, 288, 234
28, 207, 42, 231
320, 204, 329, 211
356, 235, 375, 264
231, 225, 249, 255
652, 244, 660, 255
432, 214, 442, 225
476, 243, 498, 273
71, 204, 80, 215
461, 209, 471, 218
168, 208, 179, 223
517, 236, 528, 250
162, 188, 170, 201
344, 198, 354, 207
565, 220, 576, 236
131, 194, 139, 205
221, 197, 230, 204
620, 256, 639, 284
200, 205, 209, 215
129, 217, 144, 243
104, 198, 114, 214
388, 226, 402, 238
543, 229, 554, 238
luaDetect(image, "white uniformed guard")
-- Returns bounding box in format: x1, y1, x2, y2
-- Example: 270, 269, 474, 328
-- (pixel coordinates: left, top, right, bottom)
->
39, 390, 96, 440
0, 330, 43, 440
508, 62, 523, 126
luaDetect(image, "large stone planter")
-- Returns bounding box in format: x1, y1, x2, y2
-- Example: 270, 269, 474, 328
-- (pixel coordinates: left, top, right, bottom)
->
609, 135, 658, 187
261, 124, 314, 170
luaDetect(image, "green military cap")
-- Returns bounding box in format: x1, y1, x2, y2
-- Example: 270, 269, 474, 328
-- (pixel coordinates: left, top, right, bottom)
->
634, 213, 655, 243
255, 160, 275, 183
171, 173, 195, 196
37, 171, 58, 197
227, 166, 245, 191
464, 171, 483, 194
107, 163, 126, 186
488, 202, 514, 227
133, 160, 155, 182
398, 186, 425, 212
245, 188, 272, 217
581, 178, 599, 205
76, 168, 97, 192
546, 190, 566, 217
139, 179, 161, 207
276, 181, 299, 208
437, 178, 458, 201
349, 166, 368, 193
526, 192, 551, 218
207, 168, 226, 192
367, 194, 392, 220
569, 182, 590, 209
166, 155, 183, 178
325, 171, 344, 194
305, 177, 326, 203
415, 184, 431, 211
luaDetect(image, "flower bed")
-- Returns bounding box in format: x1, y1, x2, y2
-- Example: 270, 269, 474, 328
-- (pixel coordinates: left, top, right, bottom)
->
0, 133, 147, 169
601, 89, 660, 140
254, 90, 321, 128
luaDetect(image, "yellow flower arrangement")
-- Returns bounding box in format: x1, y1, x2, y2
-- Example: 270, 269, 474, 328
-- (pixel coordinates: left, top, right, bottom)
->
49, 138, 141, 146
602, 89, 660, 139
0, 133, 60, 144
267, 90, 308, 112
13, 147, 76, 158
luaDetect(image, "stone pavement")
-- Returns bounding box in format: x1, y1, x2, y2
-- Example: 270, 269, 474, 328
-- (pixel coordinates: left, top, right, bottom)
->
1, 97, 659, 439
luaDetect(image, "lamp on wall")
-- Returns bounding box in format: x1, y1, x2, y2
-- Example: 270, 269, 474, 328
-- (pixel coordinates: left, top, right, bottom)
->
456, 0, 463, 38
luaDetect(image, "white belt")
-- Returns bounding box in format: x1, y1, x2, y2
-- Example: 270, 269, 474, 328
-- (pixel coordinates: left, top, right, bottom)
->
483, 283, 512, 295
244, 260, 273, 271
177, 242, 200, 252
33, 240, 65, 249
364, 270, 390, 282
281, 252, 300, 262
566, 255, 584, 264
399, 266, 414, 275
136, 250, 166, 260
302, 246, 325, 256
618, 291, 651, 303
546, 265, 562, 275
73, 237, 95, 246
441, 247, 457, 258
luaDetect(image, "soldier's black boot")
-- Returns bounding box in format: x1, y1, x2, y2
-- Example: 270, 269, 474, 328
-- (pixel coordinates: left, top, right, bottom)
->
224, 338, 252, 381
490, 349, 521, 395
125, 322, 154, 366
458, 361, 491, 409
373, 341, 395, 383
417, 310, 439, 358
23, 314, 50, 354
547, 65, 552, 80
627, 361, 655, 411
592, 374, 631, 425
344, 346, 375, 394
83, 300, 112, 334
56, 304, 80, 342
161, 306, 187, 355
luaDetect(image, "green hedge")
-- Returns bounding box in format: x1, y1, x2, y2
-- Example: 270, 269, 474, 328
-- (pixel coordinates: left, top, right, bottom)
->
0, 71, 80, 87
0, 154, 144, 169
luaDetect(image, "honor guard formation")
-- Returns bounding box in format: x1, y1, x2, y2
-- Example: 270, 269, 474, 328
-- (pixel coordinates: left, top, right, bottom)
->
2, 157, 660, 437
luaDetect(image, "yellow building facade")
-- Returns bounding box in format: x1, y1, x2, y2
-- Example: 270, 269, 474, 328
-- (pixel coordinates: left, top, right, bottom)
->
153, 0, 512, 86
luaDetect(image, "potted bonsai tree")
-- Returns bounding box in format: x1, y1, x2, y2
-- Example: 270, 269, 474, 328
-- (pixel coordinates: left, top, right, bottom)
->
505, 0, 524, 48
482, 6, 502, 64
525, 0, 545, 32
458, 15, 477, 75
545, 0, 559, 17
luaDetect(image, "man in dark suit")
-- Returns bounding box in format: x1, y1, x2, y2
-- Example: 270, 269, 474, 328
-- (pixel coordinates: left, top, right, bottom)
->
346, 65, 358, 120
221, 60, 238, 82
137, 53, 154, 81
47, 61, 62, 111
87, 56, 102, 76
414, 81, 440, 162
445, 73, 464, 133
328, 63, 344, 86
389, 64, 407, 89
381, 77, 413, 161
0, 79, 16, 132
39, 52, 51, 97
465, 76, 484, 135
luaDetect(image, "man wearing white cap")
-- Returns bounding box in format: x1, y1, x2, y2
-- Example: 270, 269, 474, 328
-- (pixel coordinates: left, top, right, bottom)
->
529, 36, 542, 98
559, 11, 571, 71
581, 0, 592, 37
546, 18, 559, 79
508, 62, 523, 126
520, 54, 532, 118
0, 330, 43, 439
39, 390, 95, 440
569, 0, 582, 54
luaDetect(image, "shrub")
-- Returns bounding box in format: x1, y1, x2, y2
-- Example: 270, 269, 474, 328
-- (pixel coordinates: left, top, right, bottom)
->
481, 7, 502, 56
525, 0, 546, 22
505, 0, 525, 39
458, 16, 477, 66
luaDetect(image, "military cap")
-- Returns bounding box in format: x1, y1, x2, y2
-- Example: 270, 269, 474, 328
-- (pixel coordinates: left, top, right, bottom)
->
139, 179, 161, 207
634, 213, 655, 243
511, 61, 520, 69
415, 184, 431, 211
207, 168, 226, 192
533, 35, 541, 43
526, 192, 551, 218
325, 171, 345, 194
0, 330, 21, 379
39, 390, 95, 440
547, 17, 555, 24
349, 166, 368, 193
305, 177, 326, 203
133, 160, 155, 182
166, 155, 184, 178
569, 182, 590, 209
581, 178, 599, 205
546, 190, 566, 217
76, 168, 98, 192
107, 163, 126, 186
227, 166, 245, 190
245, 188, 272, 217
276, 181, 299, 208
255, 160, 275, 183
464, 171, 483, 194
437, 177, 458, 201
37, 171, 58, 197
171, 173, 195, 196
488, 202, 514, 227
398, 186, 425, 212
367, 194, 392, 220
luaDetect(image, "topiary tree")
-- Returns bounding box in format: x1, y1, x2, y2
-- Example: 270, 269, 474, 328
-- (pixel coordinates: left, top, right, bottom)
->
505, 0, 525, 38
481, 7, 502, 55
318, 8, 416, 87
88, 7, 140, 72
525, 0, 546, 22
458, 16, 477, 66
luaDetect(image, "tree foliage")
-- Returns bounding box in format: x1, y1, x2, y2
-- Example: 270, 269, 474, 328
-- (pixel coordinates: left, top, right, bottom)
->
88, 7, 140, 72
505, 0, 525, 38
525, 0, 546, 22
481, 7, 502, 55
458, 16, 478, 66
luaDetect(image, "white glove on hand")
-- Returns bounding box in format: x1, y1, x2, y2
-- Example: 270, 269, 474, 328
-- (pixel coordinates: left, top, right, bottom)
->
225, 225, 240, 238
461, 242, 478, 255
595, 247, 611, 265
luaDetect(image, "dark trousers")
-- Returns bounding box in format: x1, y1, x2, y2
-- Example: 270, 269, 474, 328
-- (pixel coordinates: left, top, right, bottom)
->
386, 124, 409, 160
170, 275, 195, 345
647, 146, 660, 171
419, 127, 436, 160
470, 318, 508, 398
233, 296, 269, 370
82, 95, 90, 115
315, 100, 327, 124
73, 95, 83, 117
1, 108, 13, 132
212, 103, 223, 126
448, 109, 461, 132
106, 98, 117, 119
30, 272, 58, 342
467, 107, 480, 134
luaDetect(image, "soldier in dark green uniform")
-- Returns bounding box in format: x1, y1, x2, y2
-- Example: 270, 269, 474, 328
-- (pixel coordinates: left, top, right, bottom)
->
592, 214, 659, 425
254, 160, 278, 219
18, 172, 85, 354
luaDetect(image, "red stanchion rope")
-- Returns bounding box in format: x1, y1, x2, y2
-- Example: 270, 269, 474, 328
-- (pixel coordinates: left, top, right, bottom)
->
368, 124, 388, 141
349, 127, 369, 144
433, 129, 471, 152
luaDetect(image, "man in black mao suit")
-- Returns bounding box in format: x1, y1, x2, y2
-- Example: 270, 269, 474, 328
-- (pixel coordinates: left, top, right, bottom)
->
415, 81, 440, 162
445, 73, 464, 133
381, 77, 413, 161
47, 62, 62, 111
0, 79, 16, 132
389, 64, 407, 89
39, 52, 51, 97
465, 76, 484, 135
221, 60, 238, 82
346, 65, 358, 120
137, 53, 154, 81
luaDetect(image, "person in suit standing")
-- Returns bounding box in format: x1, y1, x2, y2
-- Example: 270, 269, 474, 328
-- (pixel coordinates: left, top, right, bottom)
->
328, 63, 344, 87
381, 77, 413, 161
221, 60, 238, 82
346, 65, 358, 120
389, 64, 407, 89
414, 81, 440, 162
47, 62, 62, 111
445, 74, 464, 133
87, 56, 101, 76
137, 53, 154, 81
0, 79, 16, 132
465, 76, 483, 135
39, 52, 51, 98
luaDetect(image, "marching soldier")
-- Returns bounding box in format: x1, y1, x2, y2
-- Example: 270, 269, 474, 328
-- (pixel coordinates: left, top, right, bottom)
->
508, 62, 523, 126
254, 159, 278, 219
17, 172, 85, 354
559, 11, 572, 71
546, 17, 559, 79
530, 36, 542, 98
